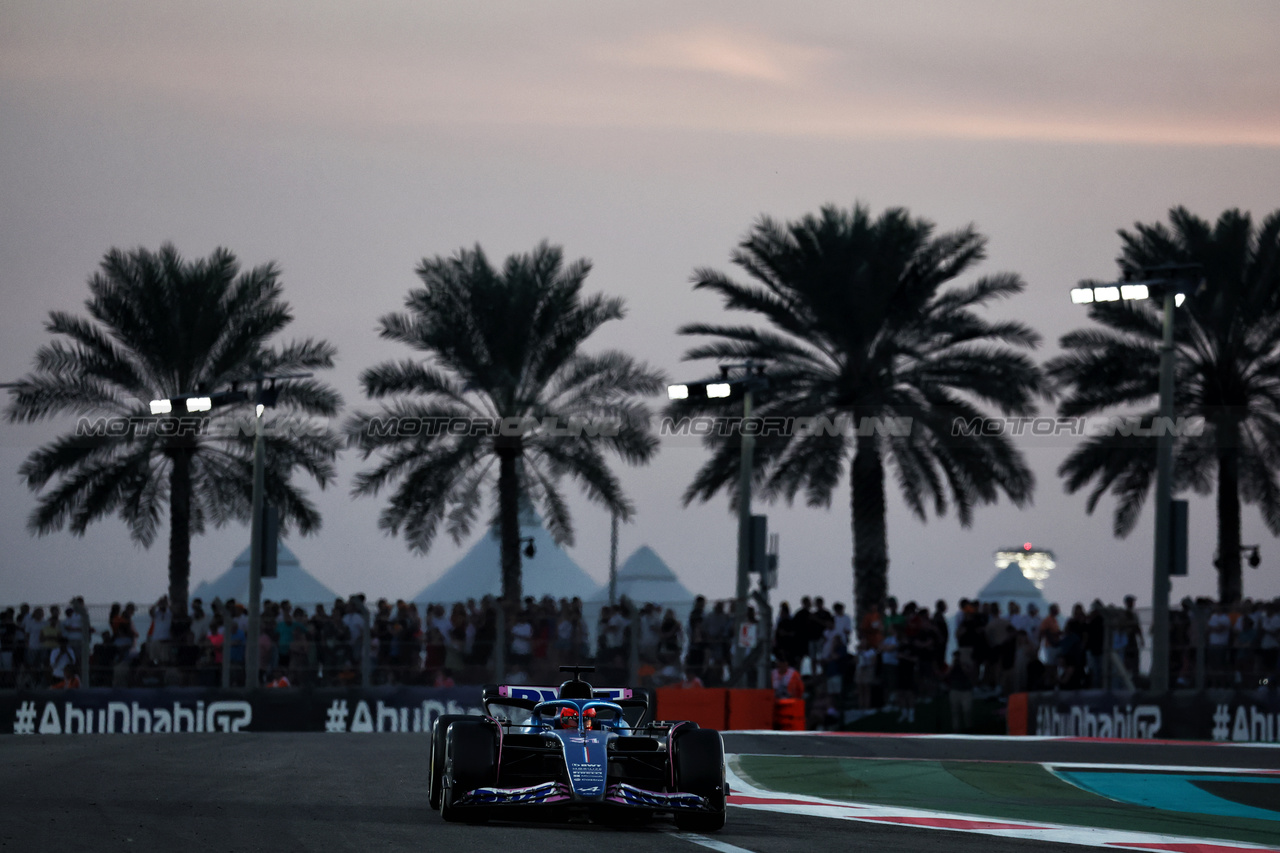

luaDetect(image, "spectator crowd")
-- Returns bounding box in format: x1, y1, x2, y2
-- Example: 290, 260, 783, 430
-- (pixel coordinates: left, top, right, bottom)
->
3, 589, 1278, 733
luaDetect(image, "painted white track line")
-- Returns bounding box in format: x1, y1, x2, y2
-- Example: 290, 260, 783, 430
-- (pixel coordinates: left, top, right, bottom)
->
725, 754, 1280, 853
1046, 761, 1280, 775
666, 830, 758, 853
727, 730, 1280, 747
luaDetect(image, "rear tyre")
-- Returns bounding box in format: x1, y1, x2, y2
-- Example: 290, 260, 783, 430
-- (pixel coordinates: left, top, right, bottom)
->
672, 729, 726, 832
439, 720, 497, 824
428, 714, 474, 810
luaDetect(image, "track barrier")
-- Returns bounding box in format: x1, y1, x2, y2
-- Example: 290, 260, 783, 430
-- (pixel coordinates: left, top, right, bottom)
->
1011, 687, 1280, 742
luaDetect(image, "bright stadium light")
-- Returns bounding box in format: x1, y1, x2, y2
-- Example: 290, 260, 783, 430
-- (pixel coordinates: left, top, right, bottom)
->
1070, 288, 1095, 304
1175, 293, 1186, 307
1120, 283, 1149, 301
1094, 286, 1121, 302
149, 399, 173, 415
185, 396, 213, 412
667, 384, 689, 400
706, 383, 732, 398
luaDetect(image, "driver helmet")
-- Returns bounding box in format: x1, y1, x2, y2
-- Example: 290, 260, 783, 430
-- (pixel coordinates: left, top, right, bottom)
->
558, 706, 597, 729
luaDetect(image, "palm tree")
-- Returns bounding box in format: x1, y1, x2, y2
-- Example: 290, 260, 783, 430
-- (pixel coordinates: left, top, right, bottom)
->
346, 241, 664, 605
1047, 207, 1280, 604
668, 204, 1043, 620
4, 244, 343, 609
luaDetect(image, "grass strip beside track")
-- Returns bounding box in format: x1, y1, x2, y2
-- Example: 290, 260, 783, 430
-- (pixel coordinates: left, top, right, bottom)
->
734, 754, 1280, 848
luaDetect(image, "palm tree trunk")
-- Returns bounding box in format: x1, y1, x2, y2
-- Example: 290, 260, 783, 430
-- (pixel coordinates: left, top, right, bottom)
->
1216, 423, 1243, 603
167, 449, 193, 610
851, 433, 889, 624
497, 444, 523, 607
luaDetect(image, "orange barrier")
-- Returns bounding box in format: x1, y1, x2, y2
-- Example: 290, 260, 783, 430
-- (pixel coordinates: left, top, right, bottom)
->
773, 698, 805, 731
655, 687, 728, 729
727, 689, 774, 730
1006, 692, 1028, 735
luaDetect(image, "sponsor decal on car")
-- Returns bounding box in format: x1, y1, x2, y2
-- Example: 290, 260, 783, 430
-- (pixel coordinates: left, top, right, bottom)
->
458, 781, 571, 805
605, 783, 706, 810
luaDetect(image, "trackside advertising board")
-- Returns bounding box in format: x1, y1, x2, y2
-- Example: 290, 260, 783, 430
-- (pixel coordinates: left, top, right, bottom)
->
1014, 688, 1280, 742
0, 687, 483, 735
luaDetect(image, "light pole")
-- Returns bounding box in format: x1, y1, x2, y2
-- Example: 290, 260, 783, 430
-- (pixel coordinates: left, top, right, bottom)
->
1070, 265, 1199, 694
151, 371, 309, 688
668, 361, 767, 684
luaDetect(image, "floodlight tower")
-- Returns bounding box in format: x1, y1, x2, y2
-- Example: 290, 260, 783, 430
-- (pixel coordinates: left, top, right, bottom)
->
1069, 263, 1201, 694
668, 361, 767, 684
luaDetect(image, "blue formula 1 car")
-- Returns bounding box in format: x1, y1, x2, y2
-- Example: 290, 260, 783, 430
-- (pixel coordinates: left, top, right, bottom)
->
428, 666, 726, 831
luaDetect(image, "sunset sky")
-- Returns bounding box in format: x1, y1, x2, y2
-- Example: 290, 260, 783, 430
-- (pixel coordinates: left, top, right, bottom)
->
3, 1, 1279, 612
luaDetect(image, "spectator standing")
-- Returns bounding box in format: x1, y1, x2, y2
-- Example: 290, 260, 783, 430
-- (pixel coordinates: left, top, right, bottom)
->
48, 636, 77, 688
1058, 605, 1088, 688
657, 608, 683, 667
685, 597, 707, 680
289, 608, 311, 685
148, 596, 172, 664
858, 603, 884, 652
771, 656, 804, 699
190, 599, 210, 644
1117, 595, 1143, 680
1009, 602, 1037, 646
1261, 601, 1280, 679
944, 651, 976, 732
509, 609, 534, 680
791, 597, 815, 667
879, 626, 900, 709
1206, 603, 1234, 681
883, 597, 904, 636
854, 640, 877, 709
0, 609, 15, 685
1084, 601, 1107, 687
63, 599, 85, 650
832, 602, 853, 645
13, 604, 32, 682
931, 600, 950, 668
38, 606, 62, 668
702, 601, 728, 676
811, 597, 833, 663
773, 602, 796, 665
343, 600, 366, 659
982, 603, 1009, 687
1039, 603, 1063, 678
893, 624, 917, 722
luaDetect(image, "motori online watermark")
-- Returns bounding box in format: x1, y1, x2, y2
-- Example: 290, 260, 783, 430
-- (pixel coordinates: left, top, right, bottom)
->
57, 412, 1206, 447
659, 415, 913, 438
950, 415, 1206, 439
73, 415, 331, 440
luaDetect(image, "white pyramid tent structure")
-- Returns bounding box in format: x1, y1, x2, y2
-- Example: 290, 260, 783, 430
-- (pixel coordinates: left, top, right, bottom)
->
191, 541, 339, 605
412, 513, 601, 605
588, 545, 695, 614
976, 563, 1049, 614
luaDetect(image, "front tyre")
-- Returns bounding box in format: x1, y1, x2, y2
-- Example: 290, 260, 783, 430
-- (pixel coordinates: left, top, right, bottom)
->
428, 714, 474, 810
439, 720, 497, 824
672, 729, 726, 832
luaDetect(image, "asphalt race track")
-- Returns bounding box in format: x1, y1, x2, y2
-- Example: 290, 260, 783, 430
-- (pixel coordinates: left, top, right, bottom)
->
1, 732, 1275, 853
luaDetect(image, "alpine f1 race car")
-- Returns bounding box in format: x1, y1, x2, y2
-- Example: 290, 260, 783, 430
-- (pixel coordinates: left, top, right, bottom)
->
427, 666, 726, 831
